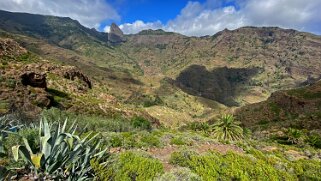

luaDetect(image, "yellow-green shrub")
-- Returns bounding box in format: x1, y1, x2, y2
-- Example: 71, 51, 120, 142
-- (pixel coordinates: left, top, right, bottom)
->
92, 151, 164, 181
170, 151, 296, 181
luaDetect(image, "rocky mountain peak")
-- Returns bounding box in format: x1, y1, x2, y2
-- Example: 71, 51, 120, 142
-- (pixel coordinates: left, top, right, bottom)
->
110, 23, 124, 36
108, 23, 126, 44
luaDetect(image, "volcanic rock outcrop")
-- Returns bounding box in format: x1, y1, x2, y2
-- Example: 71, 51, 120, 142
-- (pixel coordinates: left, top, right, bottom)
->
108, 23, 126, 45
20, 72, 47, 89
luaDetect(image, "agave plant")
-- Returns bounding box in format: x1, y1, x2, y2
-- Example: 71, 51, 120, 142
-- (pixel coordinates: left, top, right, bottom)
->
211, 114, 244, 141
11, 118, 107, 180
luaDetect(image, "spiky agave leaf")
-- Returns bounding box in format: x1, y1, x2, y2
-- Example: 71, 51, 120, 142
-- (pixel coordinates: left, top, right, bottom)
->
11, 117, 108, 179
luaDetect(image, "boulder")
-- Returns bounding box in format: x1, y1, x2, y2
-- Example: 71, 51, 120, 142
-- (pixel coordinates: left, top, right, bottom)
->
20, 72, 47, 89
63, 67, 92, 89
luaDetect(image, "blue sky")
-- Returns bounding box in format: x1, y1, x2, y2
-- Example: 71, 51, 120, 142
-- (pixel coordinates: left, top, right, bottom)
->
103, 0, 240, 27
0, 0, 321, 36
109, 0, 190, 24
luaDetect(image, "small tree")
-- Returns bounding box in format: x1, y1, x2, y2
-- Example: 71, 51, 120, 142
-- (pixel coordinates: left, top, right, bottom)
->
211, 114, 244, 141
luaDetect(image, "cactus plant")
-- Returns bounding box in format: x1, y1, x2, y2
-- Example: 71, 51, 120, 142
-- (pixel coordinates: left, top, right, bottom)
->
11, 118, 107, 180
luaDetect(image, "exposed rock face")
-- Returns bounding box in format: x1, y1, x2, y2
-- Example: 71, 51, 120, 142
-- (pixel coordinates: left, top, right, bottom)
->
20, 72, 47, 89
108, 23, 126, 44
62, 67, 92, 89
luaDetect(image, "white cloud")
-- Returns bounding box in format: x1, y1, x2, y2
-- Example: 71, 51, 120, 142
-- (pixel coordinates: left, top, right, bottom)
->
115, 20, 163, 34
0, 0, 120, 28
243, 0, 321, 32
166, 4, 246, 36
104, 26, 111, 33
111, 0, 321, 36
2, 0, 321, 36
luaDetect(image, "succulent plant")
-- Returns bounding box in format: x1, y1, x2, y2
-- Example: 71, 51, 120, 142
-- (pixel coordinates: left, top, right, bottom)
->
11, 118, 107, 180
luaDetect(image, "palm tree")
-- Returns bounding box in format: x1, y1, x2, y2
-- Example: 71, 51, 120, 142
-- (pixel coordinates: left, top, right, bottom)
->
211, 114, 244, 141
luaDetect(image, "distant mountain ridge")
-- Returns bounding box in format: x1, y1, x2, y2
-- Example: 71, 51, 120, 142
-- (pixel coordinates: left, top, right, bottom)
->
1, 9, 321, 125
0, 10, 125, 47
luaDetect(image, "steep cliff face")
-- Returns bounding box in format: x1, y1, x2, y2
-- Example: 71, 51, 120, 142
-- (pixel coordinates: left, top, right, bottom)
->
108, 23, 126, 45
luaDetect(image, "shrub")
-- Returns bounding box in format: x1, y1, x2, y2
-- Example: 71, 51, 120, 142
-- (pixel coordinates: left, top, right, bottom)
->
306, 133, 321, 148
286, 128, 304, 145
109, 135, 123, 147
156, 167, 201, 181
3, 128, 38, 158
130, 116, 152, 130
0, 114, 24, 156
170, 137, 186, 145
42, 108, 137, 132
104, 131, 162, 149
140, 132, 161, 147
170, 151, 296, 180
92, 151, 164, 181
182, 122, 210, 132
293, 159, 321, 180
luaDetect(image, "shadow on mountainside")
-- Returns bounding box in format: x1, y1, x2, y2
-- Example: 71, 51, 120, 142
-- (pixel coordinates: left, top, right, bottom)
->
175, 65, 261, 106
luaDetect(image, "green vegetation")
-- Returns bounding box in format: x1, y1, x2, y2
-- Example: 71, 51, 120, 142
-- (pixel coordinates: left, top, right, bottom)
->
170, 150, 321, 180
42, 108, 152, 132
1, 11, 321, 180
1, 112, 321, 180
7, 118, 107, 180
181, 121, 210, 132
288, 88, 321, 99
170, 137, 187, 145
269, 102, 281, 117
156, 167, 201, 181
286, 128, 305, 145
91, 151, 164, 181
211, 114, 244, 141
130, 116, 152, 130
307, 133, 321, 148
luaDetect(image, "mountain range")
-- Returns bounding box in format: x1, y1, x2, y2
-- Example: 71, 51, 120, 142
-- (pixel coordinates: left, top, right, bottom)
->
1, 9, 321, 128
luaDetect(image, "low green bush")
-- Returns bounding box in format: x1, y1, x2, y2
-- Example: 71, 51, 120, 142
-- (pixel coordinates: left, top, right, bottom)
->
42, 108, 150, 132
104, 131, 161, 148
92, 151, 164, 181
156, 167, 201, 181
130, 116, 152, 130
170, 137, 186, 145
3, 128, 39, 158
306, 133, 321, 148
170, 151, 299, 180
181, 122, 210, 132
140, 132, 161, 147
